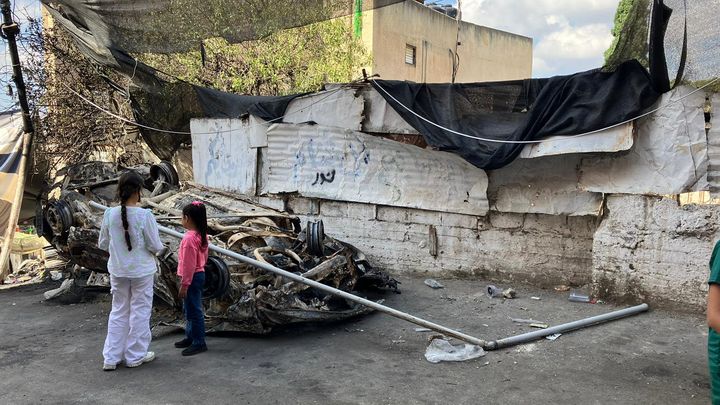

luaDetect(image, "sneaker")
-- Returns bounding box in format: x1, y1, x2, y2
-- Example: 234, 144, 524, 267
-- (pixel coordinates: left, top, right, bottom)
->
126, 351, 156, 368
102, 363, 117, 371
181, 345, 207, 357
174, 338, 193, 348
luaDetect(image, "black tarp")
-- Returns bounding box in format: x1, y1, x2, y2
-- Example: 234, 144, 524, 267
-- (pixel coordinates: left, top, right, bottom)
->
371, 0, 679, 170
40, 2, 306, 160
371, 60, 662, 170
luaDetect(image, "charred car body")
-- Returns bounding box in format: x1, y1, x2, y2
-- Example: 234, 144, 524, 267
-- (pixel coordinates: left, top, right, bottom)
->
41, 161, 398, 333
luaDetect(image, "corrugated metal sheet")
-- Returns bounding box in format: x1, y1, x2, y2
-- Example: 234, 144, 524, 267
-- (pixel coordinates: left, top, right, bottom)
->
519, 123, 634, 159
579, 87, 708, 195
261, 124, 489, 216
707, 94, 720, 196
190, 118, 263, 195
283, 88, 364, 131
488, 155, 603, 216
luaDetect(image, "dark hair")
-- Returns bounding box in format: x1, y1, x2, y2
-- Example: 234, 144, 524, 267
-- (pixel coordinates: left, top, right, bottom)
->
183, 201, 208, 248
117, 171, 144, 251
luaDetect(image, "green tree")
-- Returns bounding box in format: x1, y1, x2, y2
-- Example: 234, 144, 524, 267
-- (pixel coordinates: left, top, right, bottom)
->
604, 0, 635, 62
138, 17, 371, 96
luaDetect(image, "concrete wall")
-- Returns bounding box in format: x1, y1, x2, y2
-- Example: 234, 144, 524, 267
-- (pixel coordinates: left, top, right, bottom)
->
593, 195, 719, 311
363, 1, 532, 82
252, 194, 596, 287
253, 193, 718, 312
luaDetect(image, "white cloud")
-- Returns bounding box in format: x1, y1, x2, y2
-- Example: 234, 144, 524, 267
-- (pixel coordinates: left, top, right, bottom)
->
536, 23, 613, 60
460, 0, 619, 77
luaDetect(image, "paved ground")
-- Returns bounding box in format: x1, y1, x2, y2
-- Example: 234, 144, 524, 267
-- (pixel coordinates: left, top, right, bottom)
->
0, 276, 711, 404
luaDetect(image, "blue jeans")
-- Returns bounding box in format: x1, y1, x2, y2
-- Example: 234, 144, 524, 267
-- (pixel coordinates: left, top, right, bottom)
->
184, 272, 206, 347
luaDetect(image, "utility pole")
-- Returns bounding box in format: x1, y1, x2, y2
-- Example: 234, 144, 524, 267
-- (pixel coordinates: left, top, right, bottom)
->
1, 0, 33, 133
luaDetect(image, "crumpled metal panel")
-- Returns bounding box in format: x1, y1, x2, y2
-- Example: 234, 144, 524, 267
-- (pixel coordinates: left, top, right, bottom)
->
282, 88, 364, 131
519, 123, 635, 159
261, 124, 489, 216
579, 87, 709, 195
488, 155, 604, 217
191, 118, 262, 195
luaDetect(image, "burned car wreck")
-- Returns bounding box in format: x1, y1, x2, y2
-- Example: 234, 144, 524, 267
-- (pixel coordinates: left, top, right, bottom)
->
41, 161, 398, 334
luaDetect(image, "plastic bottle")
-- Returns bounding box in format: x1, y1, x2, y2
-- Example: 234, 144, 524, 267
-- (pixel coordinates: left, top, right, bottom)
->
568, 292, 591, 303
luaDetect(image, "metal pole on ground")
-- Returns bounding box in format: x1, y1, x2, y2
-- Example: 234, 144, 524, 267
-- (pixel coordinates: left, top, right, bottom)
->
89, 201, 488, 346
484, 303, 650, 350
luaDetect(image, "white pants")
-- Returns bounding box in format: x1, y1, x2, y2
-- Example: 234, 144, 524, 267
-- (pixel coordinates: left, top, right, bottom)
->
103, 274, 154, 365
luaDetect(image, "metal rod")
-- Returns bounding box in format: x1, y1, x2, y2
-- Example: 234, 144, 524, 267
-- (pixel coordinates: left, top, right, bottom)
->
89, 201, 487, 346
484, 303, 649, 350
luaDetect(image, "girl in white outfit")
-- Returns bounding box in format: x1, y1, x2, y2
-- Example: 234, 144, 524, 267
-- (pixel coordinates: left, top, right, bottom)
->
98, 171, 164, 370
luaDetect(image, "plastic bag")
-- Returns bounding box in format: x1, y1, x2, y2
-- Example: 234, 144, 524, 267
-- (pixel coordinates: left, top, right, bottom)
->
424, 338, 486, 363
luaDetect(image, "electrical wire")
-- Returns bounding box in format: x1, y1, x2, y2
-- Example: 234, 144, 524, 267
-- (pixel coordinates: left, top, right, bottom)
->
371, 76, 720, 145
61, 77, 364, 136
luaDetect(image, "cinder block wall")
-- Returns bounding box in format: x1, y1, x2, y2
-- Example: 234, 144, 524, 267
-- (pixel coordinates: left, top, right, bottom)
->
256, 196, 597, 287
254, 194, 719, 312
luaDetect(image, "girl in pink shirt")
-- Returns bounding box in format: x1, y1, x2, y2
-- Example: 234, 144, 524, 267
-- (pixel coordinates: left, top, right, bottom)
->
174, 201, 209, 356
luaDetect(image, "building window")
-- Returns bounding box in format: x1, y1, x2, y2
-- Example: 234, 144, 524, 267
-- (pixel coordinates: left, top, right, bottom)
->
405, 44, 416, 65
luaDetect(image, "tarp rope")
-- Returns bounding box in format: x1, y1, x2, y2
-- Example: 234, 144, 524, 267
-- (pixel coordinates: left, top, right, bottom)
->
370, 76, 719, 145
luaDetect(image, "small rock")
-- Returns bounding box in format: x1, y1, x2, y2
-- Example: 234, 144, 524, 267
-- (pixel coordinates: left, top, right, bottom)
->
502, 288, 516, 299
424, 279, 444, 289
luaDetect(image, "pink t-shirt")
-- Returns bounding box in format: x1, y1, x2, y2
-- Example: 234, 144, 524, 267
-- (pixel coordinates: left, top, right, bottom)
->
177, 230, 208, 287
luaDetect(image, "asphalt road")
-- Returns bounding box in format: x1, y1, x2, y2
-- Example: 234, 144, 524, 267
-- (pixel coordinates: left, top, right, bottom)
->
0, 276, 711, 404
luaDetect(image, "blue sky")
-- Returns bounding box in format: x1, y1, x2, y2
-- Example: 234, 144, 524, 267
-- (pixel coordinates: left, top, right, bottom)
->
0, 0, 619, 107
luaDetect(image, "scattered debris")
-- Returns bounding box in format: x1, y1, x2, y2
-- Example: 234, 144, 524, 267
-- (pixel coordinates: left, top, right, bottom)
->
424, 338, 486, 363
86, 271, 110, 288
545, 333, 562, 341
486, 285, 503, 298
530, 296, 541, 300
554, 285, 571, 292
50, 270, 63, 281
529, 323, 549, 329
43, 279, 75, 300
391, 339, 407, 344
414, 327, 432, 332
424, 279, 444, 289
502, 288, 517, 299
568, 292, 591, 303
510, 317, 543, 324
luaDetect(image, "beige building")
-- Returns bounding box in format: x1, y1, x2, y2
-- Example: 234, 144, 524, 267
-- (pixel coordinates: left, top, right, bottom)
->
359, 0, 532, 83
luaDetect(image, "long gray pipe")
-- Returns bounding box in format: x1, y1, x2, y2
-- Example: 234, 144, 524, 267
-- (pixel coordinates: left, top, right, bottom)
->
89, 201, 487, 346
484, 303, 649, 350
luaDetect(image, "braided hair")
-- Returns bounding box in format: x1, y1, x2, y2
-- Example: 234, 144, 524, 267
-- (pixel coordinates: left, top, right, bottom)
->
117, 171, 144, 251
182, 201, 208, 248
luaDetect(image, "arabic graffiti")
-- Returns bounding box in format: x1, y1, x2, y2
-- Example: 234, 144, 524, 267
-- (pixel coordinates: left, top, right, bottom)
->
312, 169, 336, 186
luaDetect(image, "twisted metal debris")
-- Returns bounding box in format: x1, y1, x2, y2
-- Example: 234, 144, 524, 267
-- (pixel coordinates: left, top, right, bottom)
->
41, 161, 398, 333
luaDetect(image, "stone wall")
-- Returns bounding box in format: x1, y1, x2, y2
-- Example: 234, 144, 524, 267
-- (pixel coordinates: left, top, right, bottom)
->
255, 195, 597, 287
592, 195, 720, 311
